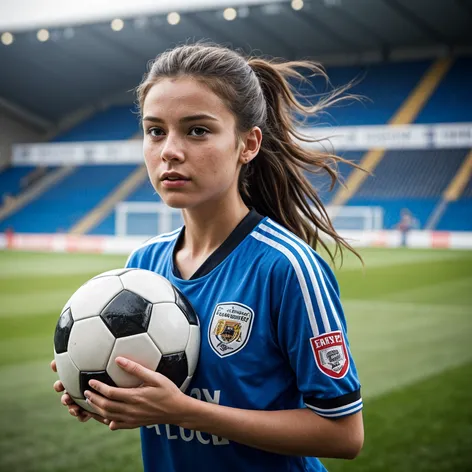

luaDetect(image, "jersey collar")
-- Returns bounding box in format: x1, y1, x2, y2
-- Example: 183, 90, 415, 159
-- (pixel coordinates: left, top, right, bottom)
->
172, 208, 264, 280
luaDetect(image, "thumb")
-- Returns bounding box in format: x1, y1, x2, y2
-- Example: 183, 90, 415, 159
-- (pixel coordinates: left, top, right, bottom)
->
115, 357, 159, 384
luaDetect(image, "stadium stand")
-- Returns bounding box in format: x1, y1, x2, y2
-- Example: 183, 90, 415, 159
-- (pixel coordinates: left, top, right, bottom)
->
52, 105, 141, 142
355, 149, 468, 199
437, 200, 472, 231
429, 151, 472, 230
1, 58, 471, 235
348, 149, 468, 230
415, 57, 472, 124
330, 58, 453, 208
0, 165, 139, 233
0, 166, 37, 198
313, 60, 432, 126
89, 178, 157, 235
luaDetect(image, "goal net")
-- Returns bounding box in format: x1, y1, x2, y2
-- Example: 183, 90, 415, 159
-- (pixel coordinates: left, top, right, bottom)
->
115, 202, 383, 237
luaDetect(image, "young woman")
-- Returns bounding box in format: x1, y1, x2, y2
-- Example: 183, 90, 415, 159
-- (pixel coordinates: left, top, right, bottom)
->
52, 43, 364, 471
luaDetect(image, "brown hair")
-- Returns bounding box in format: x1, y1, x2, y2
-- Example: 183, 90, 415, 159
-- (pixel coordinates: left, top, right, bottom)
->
136, 43, 361, 264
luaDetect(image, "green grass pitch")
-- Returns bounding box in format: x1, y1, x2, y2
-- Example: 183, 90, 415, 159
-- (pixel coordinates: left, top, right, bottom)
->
0, 248, 471, 472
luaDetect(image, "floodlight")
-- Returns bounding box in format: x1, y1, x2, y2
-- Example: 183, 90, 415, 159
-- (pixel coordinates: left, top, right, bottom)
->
223, 8, 238, 21
1, 32, 13, 46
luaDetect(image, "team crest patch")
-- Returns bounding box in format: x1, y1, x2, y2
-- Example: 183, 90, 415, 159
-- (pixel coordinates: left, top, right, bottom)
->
209, 302, 254, 358
310, 331, 349, 379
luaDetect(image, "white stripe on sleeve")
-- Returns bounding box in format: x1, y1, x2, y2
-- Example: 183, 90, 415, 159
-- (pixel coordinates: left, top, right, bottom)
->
251, 231, 319, 337
259, 222, 334, 333
266, 220, 342, 331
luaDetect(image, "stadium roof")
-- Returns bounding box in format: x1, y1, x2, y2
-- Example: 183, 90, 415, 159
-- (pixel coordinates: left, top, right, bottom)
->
1, 0, 471, 132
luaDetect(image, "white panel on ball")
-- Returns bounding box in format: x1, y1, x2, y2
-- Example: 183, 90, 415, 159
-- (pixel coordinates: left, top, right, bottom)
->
106, 333, 162, 388
54, 351, 82, 398
72, 396, 97, 414
185, 325, 201, 377
119, 270, 175, 304
69, 276, 123, 321
68, 317, 116, 371
148, 303, 190, 355
180, 376, 192, 393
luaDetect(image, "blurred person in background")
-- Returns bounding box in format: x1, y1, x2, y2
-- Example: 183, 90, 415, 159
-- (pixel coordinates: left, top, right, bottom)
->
395, 208, 419, 247
52, 43, 364, 472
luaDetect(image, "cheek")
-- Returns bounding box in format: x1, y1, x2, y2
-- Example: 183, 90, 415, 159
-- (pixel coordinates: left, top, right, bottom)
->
143, 141, 160, 169
200, 142, 238, 178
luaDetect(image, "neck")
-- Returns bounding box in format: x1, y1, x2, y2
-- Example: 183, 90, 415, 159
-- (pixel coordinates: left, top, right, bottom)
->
180, 195, 250, 257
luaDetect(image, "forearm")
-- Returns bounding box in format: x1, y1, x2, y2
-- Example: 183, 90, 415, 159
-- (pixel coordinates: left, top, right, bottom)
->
179, 398, 363, 458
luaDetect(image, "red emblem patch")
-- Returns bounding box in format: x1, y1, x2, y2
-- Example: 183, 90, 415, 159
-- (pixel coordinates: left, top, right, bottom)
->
310, 330, 349, 379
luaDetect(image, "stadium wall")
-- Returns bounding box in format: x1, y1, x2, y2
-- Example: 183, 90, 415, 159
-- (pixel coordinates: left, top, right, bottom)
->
0, 110, 44, 168
2, 230, 472, 254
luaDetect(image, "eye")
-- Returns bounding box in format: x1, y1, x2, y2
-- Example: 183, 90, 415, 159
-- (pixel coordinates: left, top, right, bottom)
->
147, 127, 165, 137
189, 127, 209, 137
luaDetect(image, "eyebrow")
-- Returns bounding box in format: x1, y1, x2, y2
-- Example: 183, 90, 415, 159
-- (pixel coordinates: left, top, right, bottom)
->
143, 114, 219, 124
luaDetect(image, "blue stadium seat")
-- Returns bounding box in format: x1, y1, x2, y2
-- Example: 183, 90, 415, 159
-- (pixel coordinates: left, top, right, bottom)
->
90, 179, 159, 235
301, 60, 431, 126
437, 176, 472, 230
307, 151, 364, 203
126, 179, 158, 202
53, 105, 141, 142
356, 149, 468, 198
437, 200, 472, 231
348, 197, 439, 230
0, 165, 139, 233
415, 57, 472, 124
347, 149, 469, 230
0, 166, 36, 197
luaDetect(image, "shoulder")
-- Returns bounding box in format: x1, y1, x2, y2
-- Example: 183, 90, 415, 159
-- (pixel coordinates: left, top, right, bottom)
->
251, 218, 339, 292
125, 227, 181, 268
251, 218, 326, 271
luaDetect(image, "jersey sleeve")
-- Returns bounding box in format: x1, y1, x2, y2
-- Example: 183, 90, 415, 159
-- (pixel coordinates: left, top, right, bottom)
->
125, 248, 140, 269
276, 250, 362, 419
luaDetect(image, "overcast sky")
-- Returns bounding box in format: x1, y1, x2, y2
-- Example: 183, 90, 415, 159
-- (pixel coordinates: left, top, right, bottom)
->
0, 0, 287, 32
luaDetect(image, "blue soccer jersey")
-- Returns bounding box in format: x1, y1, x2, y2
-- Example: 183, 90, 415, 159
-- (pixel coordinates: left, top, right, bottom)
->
126, 209, 362, 472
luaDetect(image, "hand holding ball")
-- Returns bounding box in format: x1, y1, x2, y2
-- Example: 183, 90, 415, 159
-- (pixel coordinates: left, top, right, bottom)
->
53, 268, 200, 413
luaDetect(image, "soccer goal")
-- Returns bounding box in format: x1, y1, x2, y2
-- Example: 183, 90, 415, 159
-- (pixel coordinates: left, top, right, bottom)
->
326, 205, 384, 232
115, 202, 184, 237
115, 202, 383, 237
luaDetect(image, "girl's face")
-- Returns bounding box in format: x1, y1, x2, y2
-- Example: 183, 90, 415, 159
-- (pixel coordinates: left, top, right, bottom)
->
142, 77, 258, 210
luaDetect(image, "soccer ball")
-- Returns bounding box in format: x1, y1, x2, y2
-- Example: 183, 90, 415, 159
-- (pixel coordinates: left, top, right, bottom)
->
53, 268, 200, 414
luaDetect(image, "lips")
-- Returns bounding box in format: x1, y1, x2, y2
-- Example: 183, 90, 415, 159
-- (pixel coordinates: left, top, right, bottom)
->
160, 172, 190, 181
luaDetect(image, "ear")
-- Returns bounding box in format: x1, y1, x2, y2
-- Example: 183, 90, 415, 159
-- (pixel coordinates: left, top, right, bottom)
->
239, 127, 262, 165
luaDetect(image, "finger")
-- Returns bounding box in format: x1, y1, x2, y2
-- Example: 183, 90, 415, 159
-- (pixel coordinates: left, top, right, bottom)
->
91, 414, 110, 425
84, 390, 128, 421
109, 420, 137, 431
61, 393, 74, 406
78, 414, 91, 423
88, 379, 130, 403
51, 360, 57, 372
54, 380, 65, 392
115, 357, 161, 385
77, 410, 92, 422
77, 410, 109, 425
84, 390, 129, 416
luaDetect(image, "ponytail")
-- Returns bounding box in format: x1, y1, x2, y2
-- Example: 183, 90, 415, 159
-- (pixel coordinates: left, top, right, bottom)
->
243, 58, 362, 263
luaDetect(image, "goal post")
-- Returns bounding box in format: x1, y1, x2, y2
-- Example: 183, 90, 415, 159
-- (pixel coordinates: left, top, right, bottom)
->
116, 202, 384, 237
326, 205, 384, 232
115, 202, 184, 237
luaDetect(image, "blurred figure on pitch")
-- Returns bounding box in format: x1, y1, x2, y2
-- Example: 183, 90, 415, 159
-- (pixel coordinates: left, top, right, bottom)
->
395, 208, 419, 247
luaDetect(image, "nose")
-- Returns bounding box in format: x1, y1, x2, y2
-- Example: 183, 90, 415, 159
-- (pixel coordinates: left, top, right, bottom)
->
160, 134, 185, 163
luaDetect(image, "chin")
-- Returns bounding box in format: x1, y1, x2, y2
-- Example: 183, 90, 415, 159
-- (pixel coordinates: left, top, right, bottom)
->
161, 195, 195, 210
